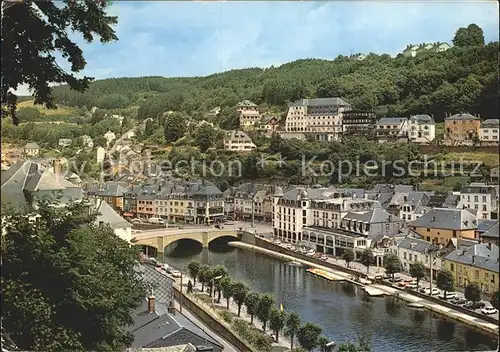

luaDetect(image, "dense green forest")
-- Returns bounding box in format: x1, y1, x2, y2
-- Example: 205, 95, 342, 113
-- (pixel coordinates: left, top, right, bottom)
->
50, 33, 498, 122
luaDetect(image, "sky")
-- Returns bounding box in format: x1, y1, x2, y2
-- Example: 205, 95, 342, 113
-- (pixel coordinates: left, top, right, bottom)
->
15, 0, 500, 95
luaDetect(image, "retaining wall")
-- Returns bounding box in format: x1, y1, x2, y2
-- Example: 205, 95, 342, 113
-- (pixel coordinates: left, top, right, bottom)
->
172, 287, 254, 352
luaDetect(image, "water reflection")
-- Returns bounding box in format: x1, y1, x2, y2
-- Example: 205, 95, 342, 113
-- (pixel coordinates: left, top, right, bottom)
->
437, 320, 455, 342
163, 246, 498, 351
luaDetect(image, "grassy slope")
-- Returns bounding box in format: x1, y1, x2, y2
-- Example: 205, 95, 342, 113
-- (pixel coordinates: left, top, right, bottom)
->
18, 100, 77, 116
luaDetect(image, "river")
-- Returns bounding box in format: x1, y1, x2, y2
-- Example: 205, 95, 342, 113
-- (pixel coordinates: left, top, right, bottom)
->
162, 239, 498, 352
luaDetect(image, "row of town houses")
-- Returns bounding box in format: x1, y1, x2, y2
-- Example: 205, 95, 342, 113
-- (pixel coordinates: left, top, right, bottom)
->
222, 98, 499, 146
2, 158, 498, 293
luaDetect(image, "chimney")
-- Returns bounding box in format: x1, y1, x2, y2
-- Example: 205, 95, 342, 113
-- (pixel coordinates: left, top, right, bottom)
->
148, 295, 155, 313
53, 159, 62, 178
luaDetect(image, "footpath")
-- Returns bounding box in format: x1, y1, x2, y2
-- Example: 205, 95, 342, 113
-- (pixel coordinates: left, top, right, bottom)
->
232, 241, 500, 336
159, 266, 292, 351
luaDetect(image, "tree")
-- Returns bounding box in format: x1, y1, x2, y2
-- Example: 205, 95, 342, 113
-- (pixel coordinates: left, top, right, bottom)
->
144, 119, 155, 137
2, 200, 146, 351
187, 261, 201, 287
337, 337, 372, 352
187, 280, 193, 294
284, 312, 301, 350
436, 270, 455, 299
268, 307, 286, 343
244, 291, 260, 324
164, 113, 187, 143
490, 291, 500, 309
220, 277, 234, 310
383, 254, 402, 282
231, 282, 248, 317
218, 107, 240, 130
256, 293, 275, 332
17, 106, 41, 123
464, 282, 481, 303
2, 1, 118, 125
453, 24, 485, 47
318, 336, 330, 352
297, 322, 323, 351
342, 249, 355, 268
409, 261, 426, 290
360, 249, 374, 275
212, 265, 229, 303
194, 124, 216, 152
197, 264, 211, 292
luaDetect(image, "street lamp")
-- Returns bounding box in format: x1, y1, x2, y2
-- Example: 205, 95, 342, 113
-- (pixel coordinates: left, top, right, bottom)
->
211, 275, 223, 308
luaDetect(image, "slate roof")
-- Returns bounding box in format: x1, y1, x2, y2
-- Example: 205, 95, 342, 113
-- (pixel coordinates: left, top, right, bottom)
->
344, 207, 401, 224
135, 264, 175, 306
97, 183, 129, 197
129, 299, 222, 351
477, 219, 498, 233
236, 100, 257, 107
441, 194, 460, 208
336, 188, 365, 199
480, 119, 499, 128
95, 199, 130, 229
444, 243, 499, 273
290, 97, 350, 107
460, 185, 496, 195
409, 208, 478, 230
377, 117, 407, 125
481, 222, 499, 239
1, 160, 80, 206
410, 115, 435, 124
401, 192, 430, 207
281, 186, 338, 201
398, 236, 434, 254
445, 113, 480, 121
24, 142, 40, 149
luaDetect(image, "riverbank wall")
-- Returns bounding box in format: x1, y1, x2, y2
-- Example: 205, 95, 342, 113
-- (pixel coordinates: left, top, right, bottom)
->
172, 286, 255, 352
233, 238, 500, 337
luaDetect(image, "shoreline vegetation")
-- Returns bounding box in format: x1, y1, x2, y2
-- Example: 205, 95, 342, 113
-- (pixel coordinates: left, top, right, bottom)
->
177, 259, 372, 352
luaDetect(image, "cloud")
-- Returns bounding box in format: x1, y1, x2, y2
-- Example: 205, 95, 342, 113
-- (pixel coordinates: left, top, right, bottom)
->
14, 0, 500, 95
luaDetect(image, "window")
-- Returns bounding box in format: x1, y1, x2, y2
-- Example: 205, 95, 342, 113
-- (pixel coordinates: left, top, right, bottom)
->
482, 205, 487, 211
452, 230, 457, 238
450, 263, 454, 271
482, 196, 487, 202
474, 196, 478, 202
475, 270, 479, 279
426, 228, 430, 232
404, 252, 407, 260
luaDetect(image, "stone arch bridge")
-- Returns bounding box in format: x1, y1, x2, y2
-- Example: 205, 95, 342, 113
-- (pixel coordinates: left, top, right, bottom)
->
134, 228, 243, 255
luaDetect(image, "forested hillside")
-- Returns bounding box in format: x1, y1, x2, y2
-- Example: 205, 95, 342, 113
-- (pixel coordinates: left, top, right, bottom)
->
51, 38, 499, 122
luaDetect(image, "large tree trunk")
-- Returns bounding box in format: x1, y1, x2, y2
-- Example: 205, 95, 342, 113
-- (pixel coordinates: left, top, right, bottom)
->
217, 289, 221, 303
275, 330, 279, 343
237, 304, 241, 316
250, 314, 254, 324
263, 321, 267, 332
290, 335, 294, 350
226, 298, 230, 310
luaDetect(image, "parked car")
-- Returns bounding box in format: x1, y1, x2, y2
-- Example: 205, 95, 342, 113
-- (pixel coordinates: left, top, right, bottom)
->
274, 240, 281, 244
215, 224, 224, 229
481, 306, 498, 315
438, 292, 458, 300
320, 255, 329, 261
389, 276, 403, 283
450, 297, 467, 305
404, 281, 418, 289
163, 263, 170, 272
424, 287, 441, 296
170, 270, 182, 278
148, 217, 166, 225
464, 301, 486, 310
398, 280, 413, 287
419, 286, 430, 293
132, 219, 143, 224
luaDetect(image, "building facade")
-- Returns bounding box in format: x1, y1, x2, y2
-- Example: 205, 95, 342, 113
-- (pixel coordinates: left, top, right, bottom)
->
237, 100, 261, 129
223, 130, 257, 152
479, 119, 499, 145
408, 208, 478, 245
376, 117, 409, 141
460, 184, 498, 220
444, 113, 481, 144
408, 115, 436, 143
24, 142, 40, 157
443, 243, 499, 294
285, 98, 351, 141
341, 111, 376, 135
